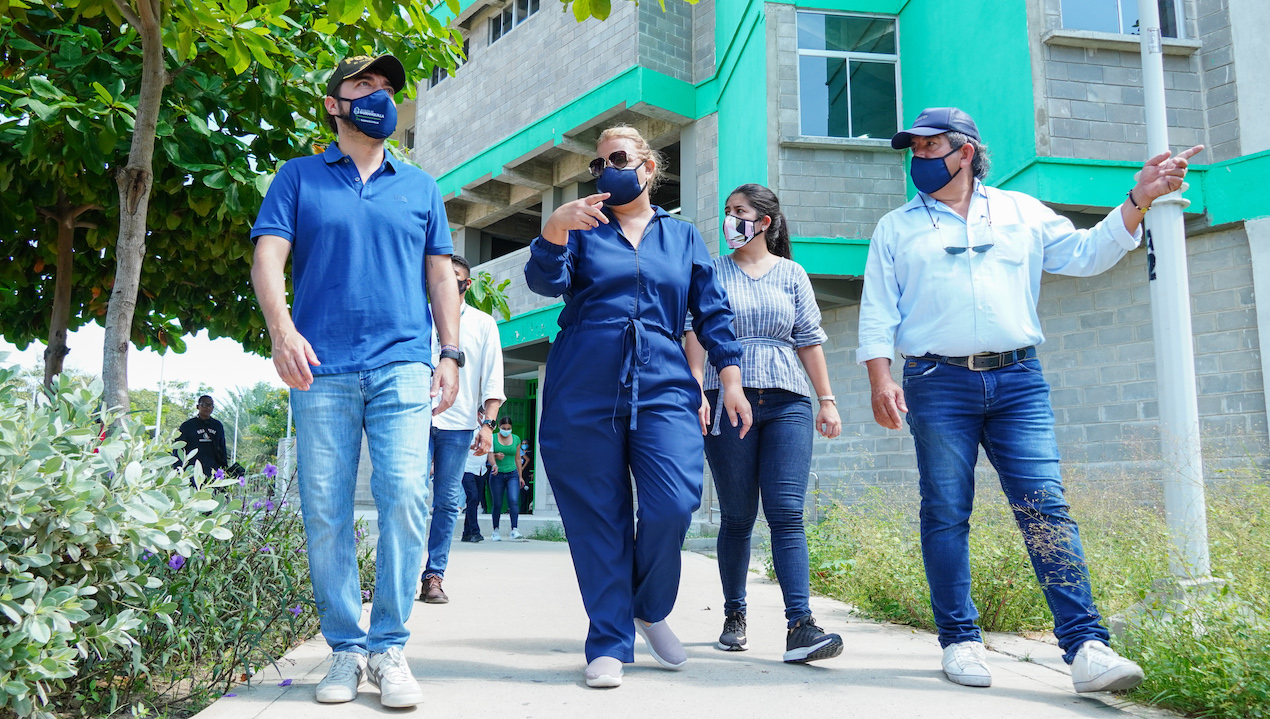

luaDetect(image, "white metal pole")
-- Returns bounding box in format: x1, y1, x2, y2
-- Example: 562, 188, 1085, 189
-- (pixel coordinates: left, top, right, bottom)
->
154, 354, 165, 439
282, 389, 294, 494
232, 405, 239, 463
1138, 0, 1212, 582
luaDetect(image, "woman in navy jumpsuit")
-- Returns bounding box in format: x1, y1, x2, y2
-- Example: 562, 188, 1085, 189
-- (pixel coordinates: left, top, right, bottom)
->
524, 126, 752, 688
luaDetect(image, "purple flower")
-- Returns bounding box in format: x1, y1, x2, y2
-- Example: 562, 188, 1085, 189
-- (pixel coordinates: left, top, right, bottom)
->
224, 693, 237, 698
238, 476, 247, 487
278, 679, 293, 687
213, 468, 225, 480
289, 605, 302, 616
260, 546, 273, 553
265, 499, 275, 512
141, 550, 156, 561
361, 590, 371, 601
295, 547, 307, 554
252, 501, 264, 509
263, 464, 278, 479
168, 555, 186, 571
106, 471, 114, 479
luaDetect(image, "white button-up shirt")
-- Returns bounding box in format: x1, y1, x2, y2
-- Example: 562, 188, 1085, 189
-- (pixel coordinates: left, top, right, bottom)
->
856, 181, 1141, 363
432, 303, 506, 430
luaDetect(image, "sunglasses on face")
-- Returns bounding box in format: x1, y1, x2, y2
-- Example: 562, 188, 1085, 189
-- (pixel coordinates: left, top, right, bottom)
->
588, 151, 643, 178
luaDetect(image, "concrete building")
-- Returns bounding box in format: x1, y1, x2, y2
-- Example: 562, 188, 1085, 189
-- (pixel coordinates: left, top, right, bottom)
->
405, 0, 1270, 520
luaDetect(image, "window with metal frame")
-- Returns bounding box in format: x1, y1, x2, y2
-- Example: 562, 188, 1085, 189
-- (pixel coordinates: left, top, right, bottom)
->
489, 0, 540, 46
430, 39, 470, 89
1060, 0, 1183, 38
796, 11, 900, 140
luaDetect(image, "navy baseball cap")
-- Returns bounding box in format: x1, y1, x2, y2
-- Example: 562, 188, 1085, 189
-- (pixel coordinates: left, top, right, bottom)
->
890, 107, 980, 149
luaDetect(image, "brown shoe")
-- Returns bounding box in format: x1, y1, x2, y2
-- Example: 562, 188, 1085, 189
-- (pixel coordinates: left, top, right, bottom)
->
421, 574, 448, 604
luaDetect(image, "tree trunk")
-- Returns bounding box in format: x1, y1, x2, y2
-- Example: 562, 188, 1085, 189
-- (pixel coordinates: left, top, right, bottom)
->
103, 0, 166, 414
42, 194, 76, 387
38, 193, 99, 388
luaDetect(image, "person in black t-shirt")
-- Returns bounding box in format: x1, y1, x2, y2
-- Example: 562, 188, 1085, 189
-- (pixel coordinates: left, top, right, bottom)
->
176, 395, 228, 478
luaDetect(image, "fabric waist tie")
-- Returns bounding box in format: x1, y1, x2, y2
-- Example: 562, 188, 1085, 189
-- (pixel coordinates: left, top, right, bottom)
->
566, 317, 676, 431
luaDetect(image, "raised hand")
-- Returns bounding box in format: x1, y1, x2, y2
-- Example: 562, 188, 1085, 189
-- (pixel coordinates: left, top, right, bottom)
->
1135, 145, 1204, 204
542, 193, 611, 245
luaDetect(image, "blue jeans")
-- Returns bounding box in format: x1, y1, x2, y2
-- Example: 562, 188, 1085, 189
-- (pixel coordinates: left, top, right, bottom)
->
290, 361, 432, 655
423, 427, 474, 578
705, 389, 814, 626
489, 471, 520, 530
902, 356, 1110, 663
462, 470, 488, 539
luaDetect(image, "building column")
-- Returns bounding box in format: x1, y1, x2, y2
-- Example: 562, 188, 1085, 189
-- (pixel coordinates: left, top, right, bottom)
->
1246, 219, 1270, 410
540, 187, 562, 233
679, 122, 698, 223
532, 363, 556, 516
452, 226, 481, 262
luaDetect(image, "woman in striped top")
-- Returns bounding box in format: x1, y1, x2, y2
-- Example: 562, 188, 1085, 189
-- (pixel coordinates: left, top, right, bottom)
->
685, 183, 844, 664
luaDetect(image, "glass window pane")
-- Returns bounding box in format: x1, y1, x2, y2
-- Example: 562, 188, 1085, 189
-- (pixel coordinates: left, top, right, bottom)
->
849, 61, 898, 139
800, 55, 850, 137
517, 0, 528, 23
530, 0, 540, 15
1060, 0, 1120, 34
1120, 0, 1181, 37
797, 12, 895, 54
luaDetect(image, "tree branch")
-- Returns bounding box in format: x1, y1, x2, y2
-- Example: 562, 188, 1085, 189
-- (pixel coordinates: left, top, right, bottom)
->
71, 203, 103, 219
110, 0, 143, 30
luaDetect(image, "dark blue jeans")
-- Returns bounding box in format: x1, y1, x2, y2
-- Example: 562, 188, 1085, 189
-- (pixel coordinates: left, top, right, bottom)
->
902, 356, 1110, 663
705, 388, 814, 626
424, 427, 475, 578
461, 470, 488, 539
489, 471, 520, 530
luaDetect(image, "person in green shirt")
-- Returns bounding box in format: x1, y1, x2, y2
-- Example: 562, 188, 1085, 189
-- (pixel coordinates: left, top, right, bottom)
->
489, 416, 525, 541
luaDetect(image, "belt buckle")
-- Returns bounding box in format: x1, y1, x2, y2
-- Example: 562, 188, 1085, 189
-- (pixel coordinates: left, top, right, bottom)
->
967, 353, 997, 371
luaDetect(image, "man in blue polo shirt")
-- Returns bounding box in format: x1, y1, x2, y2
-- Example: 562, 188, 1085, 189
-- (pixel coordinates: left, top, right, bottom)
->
250, 54, 462, 708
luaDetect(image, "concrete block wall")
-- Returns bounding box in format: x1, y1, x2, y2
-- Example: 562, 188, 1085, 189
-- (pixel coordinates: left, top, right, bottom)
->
809, 223, 1267, 498
693, 0, 716, 83
1036, 0, 1234, 162
473, 245, 558, 324
1193, 0, 1241, 160
413, 3, 638, 177
639, 0, 694, 83
768, 3, 906, 240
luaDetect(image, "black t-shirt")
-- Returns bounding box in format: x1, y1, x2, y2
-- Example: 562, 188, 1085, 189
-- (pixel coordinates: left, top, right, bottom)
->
176, 417, 228, 475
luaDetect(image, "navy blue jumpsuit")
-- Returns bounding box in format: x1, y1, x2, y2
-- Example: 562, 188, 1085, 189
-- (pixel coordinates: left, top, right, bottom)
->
525, 206, 743, 663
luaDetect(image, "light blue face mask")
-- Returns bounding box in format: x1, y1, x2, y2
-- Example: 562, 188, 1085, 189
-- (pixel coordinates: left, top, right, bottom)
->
336, 89, 398, 139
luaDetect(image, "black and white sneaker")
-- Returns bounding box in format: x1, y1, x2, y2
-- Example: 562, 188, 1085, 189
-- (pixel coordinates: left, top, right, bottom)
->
716, 611, 747, 651
783, 616, 843, 664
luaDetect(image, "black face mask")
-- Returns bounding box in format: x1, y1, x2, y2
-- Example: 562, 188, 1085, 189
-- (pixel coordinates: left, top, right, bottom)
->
457, 278, 470, 295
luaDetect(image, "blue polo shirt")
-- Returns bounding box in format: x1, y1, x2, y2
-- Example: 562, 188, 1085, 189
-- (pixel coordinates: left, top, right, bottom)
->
251, 143, 453, 375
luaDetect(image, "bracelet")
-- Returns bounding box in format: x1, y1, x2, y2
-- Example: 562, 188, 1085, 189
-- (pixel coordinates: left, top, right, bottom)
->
817, 395, 836, 404
1127, 189, 1150, 214
440, 344, 459, 353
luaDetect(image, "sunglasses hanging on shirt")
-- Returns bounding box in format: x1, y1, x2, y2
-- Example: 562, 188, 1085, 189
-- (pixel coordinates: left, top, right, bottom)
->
920, 194, 995, 255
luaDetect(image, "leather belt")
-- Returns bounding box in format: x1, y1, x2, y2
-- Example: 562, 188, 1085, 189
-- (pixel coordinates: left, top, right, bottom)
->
910, 346, 1036, 372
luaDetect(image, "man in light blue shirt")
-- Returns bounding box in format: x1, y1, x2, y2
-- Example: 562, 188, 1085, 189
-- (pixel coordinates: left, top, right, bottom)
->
858, 107, 1200, 694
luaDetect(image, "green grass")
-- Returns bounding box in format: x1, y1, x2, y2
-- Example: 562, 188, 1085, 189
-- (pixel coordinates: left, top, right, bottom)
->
529, 522, 567, 542
805, 479, 1270, 719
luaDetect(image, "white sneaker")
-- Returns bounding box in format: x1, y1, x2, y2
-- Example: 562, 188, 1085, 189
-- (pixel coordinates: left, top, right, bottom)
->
510, 529, 524, 540
942, 641, 992, 687
634, 619, 688, 670
367, 646, 424, 708
315, 651, 365, 703
585, 656, 623, 688
1071, 640, 1144, 693
490, 531, 502, 542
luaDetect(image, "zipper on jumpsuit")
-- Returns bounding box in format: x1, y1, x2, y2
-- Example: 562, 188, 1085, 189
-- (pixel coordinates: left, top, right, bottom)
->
615, 216, 654, 432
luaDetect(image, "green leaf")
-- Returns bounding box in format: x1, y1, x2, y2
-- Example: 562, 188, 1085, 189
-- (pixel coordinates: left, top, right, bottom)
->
572, 0, 589, 22
203, 169, 230, 189
28, 76, 64, 100
187, 113, 210, 136
90, 81, 113, 104
590, 0, 610, 20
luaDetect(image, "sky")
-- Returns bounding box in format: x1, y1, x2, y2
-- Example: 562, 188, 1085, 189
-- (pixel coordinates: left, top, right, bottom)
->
0, 323, 285, 402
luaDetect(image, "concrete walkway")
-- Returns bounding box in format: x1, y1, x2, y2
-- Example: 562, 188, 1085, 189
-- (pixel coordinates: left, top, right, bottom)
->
193, 540, 1176, 719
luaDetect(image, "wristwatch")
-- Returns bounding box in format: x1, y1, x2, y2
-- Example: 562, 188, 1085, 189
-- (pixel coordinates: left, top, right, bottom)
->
439, 344, 465, 368
481, 419, 497, 429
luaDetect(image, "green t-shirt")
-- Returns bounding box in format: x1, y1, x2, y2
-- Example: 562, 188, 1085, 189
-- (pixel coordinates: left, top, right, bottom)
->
493, 432, 519, 474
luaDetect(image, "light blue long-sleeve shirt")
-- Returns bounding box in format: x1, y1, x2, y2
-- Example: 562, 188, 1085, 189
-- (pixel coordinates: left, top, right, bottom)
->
856, 181, 1142, 363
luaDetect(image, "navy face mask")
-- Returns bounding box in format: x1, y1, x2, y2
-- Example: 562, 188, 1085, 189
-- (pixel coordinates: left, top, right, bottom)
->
910, 147, 963, 194
595, 165, 648, 206
337, 89, 398, 139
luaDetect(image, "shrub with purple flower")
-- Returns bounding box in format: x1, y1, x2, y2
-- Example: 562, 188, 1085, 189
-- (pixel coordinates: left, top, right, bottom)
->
168, 554, 186, 571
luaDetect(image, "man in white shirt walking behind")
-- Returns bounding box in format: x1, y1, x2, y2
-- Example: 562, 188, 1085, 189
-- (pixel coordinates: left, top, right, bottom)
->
420, 254, 506, 604
858, 107, 1201, 694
